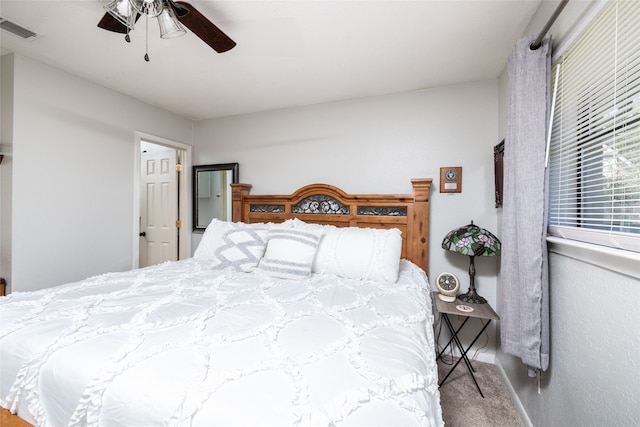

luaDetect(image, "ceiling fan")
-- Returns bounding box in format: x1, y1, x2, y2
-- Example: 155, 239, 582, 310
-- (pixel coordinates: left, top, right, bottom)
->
98, 0, 235, 59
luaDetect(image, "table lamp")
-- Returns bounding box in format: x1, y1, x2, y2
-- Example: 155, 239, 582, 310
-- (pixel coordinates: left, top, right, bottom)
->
441, 221, 501, 304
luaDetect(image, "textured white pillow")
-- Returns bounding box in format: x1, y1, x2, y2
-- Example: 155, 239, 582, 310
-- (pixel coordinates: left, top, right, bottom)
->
214, 228, 270, 272
194, 219, 287, 271
194, 218, 232, 261
311, 225, 403, 283
258, 225, 323, 280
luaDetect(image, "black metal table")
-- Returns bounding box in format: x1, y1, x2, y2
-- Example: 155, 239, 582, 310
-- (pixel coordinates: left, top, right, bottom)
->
432, 292, 500, 398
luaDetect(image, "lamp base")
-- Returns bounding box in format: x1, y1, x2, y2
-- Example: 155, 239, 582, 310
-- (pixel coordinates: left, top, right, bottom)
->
458, 289, 487, 304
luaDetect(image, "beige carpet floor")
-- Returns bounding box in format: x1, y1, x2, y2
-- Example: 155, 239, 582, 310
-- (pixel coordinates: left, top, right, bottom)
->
438, 358, 524, 427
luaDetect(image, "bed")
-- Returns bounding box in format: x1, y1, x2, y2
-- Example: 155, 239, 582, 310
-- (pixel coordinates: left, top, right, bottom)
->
0, 179, 443, 427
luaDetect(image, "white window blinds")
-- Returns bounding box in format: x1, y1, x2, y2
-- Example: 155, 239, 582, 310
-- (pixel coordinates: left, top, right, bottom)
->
548, 0, 640, 253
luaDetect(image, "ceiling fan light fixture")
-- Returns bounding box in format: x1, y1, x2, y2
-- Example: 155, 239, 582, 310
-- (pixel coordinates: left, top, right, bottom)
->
158, 4, 186, 39
103, 0, 136, 29
97, 0, 237, 56
130, 0, 163, 18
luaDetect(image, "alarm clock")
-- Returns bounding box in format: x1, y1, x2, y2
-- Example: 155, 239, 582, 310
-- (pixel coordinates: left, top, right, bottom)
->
435, 272, 460, 302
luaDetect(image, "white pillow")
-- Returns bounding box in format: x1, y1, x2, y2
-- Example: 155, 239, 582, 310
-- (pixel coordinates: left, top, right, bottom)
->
214, 228, 270, 272
311, 224, 403, 283
258, 225, 323, 280
194, 219, 287, 271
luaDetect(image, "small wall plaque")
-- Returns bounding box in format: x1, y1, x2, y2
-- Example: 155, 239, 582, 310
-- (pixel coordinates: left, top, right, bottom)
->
440, 167, 462, 193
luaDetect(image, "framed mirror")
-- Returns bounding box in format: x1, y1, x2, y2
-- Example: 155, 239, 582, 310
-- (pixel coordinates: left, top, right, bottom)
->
192, 163, 239, 232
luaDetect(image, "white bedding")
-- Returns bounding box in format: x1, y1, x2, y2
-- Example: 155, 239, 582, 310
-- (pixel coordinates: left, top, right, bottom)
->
0, 259, 443, 427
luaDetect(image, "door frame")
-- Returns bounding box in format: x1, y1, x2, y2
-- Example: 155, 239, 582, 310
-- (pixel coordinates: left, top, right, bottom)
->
133, 131, 192, 268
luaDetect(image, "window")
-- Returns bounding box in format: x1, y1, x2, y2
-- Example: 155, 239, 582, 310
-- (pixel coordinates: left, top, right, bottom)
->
548, 0, 640, 253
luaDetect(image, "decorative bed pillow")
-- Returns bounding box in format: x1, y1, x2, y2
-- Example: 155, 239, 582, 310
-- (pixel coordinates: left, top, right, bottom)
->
214, 228, 270, 272
194, 219, 287, 271
194, 218, 240, 261
257, 224, 323, 280
311, 224, 403, 283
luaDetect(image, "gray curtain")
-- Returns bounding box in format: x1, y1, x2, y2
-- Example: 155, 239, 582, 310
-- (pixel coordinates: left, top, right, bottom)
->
500, 36, 551, 373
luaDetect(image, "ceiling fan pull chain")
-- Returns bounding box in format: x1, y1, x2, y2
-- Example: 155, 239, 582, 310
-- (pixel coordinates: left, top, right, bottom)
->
144, 13, 150, 61
125, 25, 131, 43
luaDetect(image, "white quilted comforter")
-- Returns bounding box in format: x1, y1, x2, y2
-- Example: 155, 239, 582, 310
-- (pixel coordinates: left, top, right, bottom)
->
0, 259, 443, 427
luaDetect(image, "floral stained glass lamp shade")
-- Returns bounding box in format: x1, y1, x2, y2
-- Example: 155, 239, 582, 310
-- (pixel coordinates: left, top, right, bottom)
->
441, 221, 501, 304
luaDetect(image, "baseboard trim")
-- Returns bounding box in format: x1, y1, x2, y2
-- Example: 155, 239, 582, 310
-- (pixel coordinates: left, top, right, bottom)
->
494, 359, 533, 427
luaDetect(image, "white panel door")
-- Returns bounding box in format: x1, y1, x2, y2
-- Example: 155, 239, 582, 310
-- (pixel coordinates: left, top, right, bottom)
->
140, 150, 178, 267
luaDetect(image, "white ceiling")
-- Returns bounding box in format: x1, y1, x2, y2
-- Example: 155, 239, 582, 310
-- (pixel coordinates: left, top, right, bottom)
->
0, 0, 542, 121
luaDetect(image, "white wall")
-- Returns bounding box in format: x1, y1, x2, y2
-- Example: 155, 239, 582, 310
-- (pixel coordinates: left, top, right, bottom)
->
193, 81, 503, 360
508, 251, 640, 427
1, 53, 193, 292
1, 55, 15, 289
496, 1, 640, 426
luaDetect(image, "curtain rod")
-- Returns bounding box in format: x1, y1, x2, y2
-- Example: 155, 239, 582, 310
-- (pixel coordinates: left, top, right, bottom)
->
530, 0, 570, 50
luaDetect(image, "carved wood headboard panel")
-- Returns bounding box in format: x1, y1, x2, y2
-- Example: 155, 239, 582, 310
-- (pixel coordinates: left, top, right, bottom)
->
231, 179, 432, 273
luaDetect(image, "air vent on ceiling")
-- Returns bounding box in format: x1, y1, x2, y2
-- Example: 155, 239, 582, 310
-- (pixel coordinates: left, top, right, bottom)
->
0, 17, 38, 40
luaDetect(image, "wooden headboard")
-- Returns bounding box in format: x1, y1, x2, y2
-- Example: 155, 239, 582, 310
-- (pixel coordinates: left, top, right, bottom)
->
231, 179, 432, 273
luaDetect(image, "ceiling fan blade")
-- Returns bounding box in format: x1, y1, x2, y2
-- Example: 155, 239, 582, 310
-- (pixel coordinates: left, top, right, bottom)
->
171, 1, 236, 53
97, 12, 141, 34
98, 12, 128, 33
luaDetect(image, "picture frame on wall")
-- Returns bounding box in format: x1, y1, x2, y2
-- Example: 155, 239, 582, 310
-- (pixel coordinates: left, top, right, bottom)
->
439, 166, 462, 193
494, 140, 504, 208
